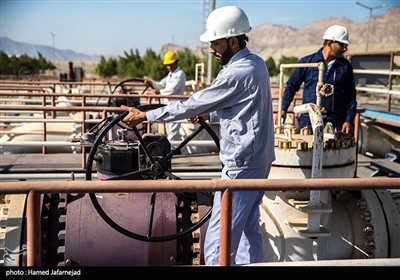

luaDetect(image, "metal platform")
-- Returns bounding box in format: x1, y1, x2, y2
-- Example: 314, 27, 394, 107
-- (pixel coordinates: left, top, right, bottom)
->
0, 151, 393, 182
0, 152, 222, 181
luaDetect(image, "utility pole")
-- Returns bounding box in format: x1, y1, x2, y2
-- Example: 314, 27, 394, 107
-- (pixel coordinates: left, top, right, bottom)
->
50, 32, 56, 77
205, 0, 215, 86
280, 26, 286, 58
50, 32, 55, 65
355, 1, 388, 52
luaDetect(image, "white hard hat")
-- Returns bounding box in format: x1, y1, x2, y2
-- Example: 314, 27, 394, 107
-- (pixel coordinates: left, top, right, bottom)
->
322, 25, 351, 44
199, 6, 252, 42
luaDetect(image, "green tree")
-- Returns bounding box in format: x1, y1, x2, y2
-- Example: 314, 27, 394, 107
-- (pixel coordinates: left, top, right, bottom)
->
94, 56, 106, 77
37, 52, 56, 73
8, 55, 21, 78
0, 51, 56, 78
142, 48, 166, 80
19, 54, 36, 75
265, 57, 279, 77
0, 50, 11, 74
117, 48, 144, 78
278, 56, 299, 77
176, 49, 200, 81
94, 56, 117, 78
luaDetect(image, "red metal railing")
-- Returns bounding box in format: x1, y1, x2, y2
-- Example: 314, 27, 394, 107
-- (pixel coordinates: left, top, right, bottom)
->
0, 177, 398, 266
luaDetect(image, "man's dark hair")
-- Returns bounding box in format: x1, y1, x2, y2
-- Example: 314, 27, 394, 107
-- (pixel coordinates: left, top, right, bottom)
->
237, 35, 248, 49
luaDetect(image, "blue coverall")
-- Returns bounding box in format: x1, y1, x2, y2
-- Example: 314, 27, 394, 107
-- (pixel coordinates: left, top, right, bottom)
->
281, 48, 357, 132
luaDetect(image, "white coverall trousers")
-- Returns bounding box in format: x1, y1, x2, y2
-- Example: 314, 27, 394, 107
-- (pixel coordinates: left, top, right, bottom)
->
165, 122, 181, 142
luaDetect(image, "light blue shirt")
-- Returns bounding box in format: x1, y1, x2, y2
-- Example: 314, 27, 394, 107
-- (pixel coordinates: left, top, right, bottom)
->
146, 48, 276, 169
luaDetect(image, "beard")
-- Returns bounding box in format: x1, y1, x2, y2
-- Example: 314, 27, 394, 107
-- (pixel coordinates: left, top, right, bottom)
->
215, 45, 234, 66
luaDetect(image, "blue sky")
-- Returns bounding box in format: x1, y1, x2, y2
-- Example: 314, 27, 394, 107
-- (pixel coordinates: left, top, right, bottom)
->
1, 0, 398, 57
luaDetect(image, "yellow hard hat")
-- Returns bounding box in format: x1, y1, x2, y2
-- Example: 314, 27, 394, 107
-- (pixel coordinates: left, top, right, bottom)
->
163, 51, 178, 65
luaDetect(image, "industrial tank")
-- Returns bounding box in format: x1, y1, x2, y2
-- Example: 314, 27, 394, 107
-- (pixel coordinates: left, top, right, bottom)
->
259, 103, 400, 262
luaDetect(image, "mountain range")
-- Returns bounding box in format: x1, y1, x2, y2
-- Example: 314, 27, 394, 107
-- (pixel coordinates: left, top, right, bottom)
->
1, 6, 399, 68
0, 36, 101, 61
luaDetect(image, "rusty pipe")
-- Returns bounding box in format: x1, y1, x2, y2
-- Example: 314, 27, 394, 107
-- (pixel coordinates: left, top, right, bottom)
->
277, 62, 322, 127
1, 178, 398, 195
4, 177, 398, 267
294, 103, 324, 179
316, 62, 325, 108
27, 190, 41, 266
220, 189, 232, 266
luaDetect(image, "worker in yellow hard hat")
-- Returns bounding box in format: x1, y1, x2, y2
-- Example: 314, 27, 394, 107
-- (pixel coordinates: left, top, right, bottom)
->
162, 51, 178, 65
143, 51, 186, 143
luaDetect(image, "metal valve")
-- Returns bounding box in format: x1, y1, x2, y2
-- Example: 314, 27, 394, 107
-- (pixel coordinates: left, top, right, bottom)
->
316, 83, 334, 97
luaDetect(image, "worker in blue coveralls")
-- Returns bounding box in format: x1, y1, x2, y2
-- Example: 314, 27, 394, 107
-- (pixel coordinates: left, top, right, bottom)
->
276, 25, 357, 134
121, 5, 275, 265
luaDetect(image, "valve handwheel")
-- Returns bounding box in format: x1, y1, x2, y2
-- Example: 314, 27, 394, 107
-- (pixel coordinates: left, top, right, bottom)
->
85, 103, 220, 242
